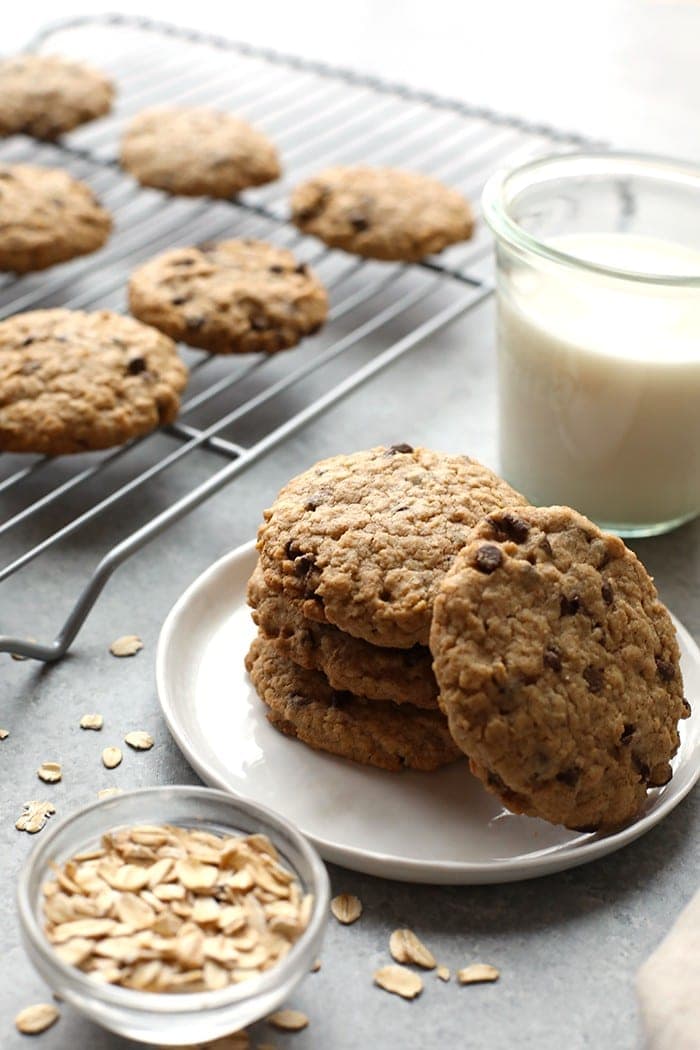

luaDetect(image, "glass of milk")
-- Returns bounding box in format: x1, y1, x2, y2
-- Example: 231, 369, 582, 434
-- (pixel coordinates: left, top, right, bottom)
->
482, 152, 700, 536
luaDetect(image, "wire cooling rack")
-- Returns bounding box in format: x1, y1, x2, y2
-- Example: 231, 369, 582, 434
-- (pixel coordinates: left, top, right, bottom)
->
0, 14, 594, 661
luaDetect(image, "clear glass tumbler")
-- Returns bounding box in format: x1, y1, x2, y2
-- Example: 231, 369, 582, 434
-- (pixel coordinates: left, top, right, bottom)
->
482, 152, 700, 537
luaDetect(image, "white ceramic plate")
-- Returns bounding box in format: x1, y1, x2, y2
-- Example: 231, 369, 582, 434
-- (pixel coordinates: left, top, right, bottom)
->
157, 540, 700, 884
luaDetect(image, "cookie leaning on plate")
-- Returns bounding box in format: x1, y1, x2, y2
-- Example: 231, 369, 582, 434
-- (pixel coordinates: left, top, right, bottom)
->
257, 445, 528, 649
0, 309, 188, 454
245, 635, 461, 772
0, 164, 111, 273
247, 563, 438, 708
0, 54, 114, 139
129, 240, 328, 354
430, 505, 691, 831
290, 166, 474, 261
120, 107, 280, 198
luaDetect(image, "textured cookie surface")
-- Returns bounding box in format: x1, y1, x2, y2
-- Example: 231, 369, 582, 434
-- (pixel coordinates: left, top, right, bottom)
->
0, 164, 111, 273
430, 505, 690, 831
0, 309, 188, 454
257, 445, 527, 648
129, 240, 328, 354
121, 107, 280, 197
245, 635, 461, 772
290, 166, 474, 261
247, 564, 437, 707
0, 54, 113, 139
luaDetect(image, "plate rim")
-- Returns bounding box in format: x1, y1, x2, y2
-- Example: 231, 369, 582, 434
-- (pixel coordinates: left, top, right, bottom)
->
156, 540, 700, 884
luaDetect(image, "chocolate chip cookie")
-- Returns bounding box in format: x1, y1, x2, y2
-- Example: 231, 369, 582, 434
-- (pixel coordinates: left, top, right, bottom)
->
120, 107, 281, 197
0, 54, 114, 139
257, 445, 527, 649
430, 505, 690, 831
0, 309, 188, 454
290, 166, 474, 261
245, 635, 461, 772
247, 564, 438, 707
128, 240, 328, 354
0, 164, 111, 273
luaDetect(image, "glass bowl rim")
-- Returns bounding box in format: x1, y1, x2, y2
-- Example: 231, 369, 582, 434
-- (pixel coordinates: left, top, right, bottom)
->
17, 784, 330, 1016
481, 149, 700, 287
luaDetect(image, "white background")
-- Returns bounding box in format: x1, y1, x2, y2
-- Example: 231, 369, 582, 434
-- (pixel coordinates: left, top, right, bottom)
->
5, 0, 700, 160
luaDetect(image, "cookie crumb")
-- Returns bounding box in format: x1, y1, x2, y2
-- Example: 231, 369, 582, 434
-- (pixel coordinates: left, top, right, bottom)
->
268, 1009, 309, 1031
16, 800, 56, 833
80, 713, 103, 730
14, 1003, 60, 1035
389, 928, 436, 969
124, 731, 153, 751
330, 893, 362, 924
102, 746, 122, 769
110, 634, 143, 657
37, 761, 62, 783
457, 963, 500, 985
437, 965, 450, 982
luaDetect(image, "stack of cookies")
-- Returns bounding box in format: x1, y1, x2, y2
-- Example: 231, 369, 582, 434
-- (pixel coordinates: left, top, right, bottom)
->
247, 444, 691, 833
246, 444, 527, 773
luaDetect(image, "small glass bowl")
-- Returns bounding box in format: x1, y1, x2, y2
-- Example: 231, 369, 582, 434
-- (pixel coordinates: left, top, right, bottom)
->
17, 786, 330, 1046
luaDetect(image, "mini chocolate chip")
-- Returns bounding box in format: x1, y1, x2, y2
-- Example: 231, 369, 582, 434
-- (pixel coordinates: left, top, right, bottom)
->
474, 544, 503, 574
269, 264, 284, 274
385, 443, 413, 455
295, 263, 309, 275
171, 295, 190, 306
560, 594, 581, 616
620, 723, 636, 744
601, 580, 614, 605
250, 315, 268, 331
543, 646, 562, 672
186, 316, 205, 330
126, 356, 147, 375
20, 336, 34, 347
348, 212, 369, 231
487, 512, 530, 544
583, 666, 604, 693
556, 767, 580, 786
655, 657, 675, 681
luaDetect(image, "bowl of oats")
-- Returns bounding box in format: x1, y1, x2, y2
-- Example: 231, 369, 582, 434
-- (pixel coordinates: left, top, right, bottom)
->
17, 785, 329, 1045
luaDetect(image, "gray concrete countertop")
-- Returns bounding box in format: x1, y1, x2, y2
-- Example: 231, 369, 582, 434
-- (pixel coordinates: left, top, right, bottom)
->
1, 4, 699, 1049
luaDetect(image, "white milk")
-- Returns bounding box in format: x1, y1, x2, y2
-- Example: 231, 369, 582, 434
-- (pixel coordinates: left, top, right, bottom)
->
498, 233, 700, 531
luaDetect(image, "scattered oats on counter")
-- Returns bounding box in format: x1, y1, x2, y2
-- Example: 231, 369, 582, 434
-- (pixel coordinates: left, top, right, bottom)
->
436, 965, 451, 982
374, 964, 423, 1000
41, 824, 312, 994
16, 800, 56, 834
97, 787, 123, 800
102, 746, 123, 769
267, 1009, 309, 1031
37, 761, 62, 784
457, 963, 500, 985
389, 928, 436, 970
124, 730, 154, 751
0, 727, 9, 740
110, 634, 143, 657
14, 1002, 60, 1034
330, 893, 362, 925
80, 713, 104, 730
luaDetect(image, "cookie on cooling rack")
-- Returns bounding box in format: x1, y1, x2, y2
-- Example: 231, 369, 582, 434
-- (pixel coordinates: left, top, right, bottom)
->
290, 166, 474, 261
245, 634, 461, 772
0, 54, 114, 139
430, 505, 691, 832
128, 240, 328, 354
256, 444, 528, 649
0, 309, 188, 455
0, 164, 112, 273
120, 107, 281, 197
247, 563, 438, 707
